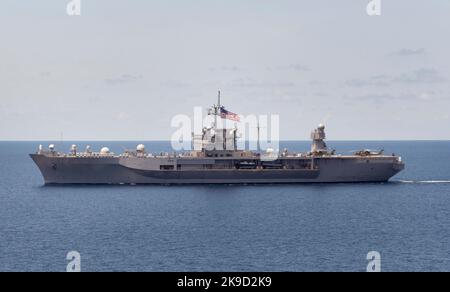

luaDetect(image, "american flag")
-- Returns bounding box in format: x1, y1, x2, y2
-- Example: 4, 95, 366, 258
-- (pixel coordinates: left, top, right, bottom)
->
220, 107, 240, 122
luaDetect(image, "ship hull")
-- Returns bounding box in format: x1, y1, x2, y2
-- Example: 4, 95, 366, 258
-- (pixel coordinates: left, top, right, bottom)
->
30, 154, 404, 185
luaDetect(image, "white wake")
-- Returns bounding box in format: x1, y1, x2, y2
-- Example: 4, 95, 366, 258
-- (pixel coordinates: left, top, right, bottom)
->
395, 180, 450, 184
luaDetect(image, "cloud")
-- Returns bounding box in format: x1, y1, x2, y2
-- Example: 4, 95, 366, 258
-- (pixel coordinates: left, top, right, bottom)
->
345, 75, 391, 87
394, 68, 446, 84
221, 65, 241, 71
40, 71, 52, 78
229, 78, 296, 88
160, 80, 190, 89
288, 64, 310, 71
313, 92, 328, 97
209, 65, 242, 72
115, 112, 130, 120
347, 91, 438, 104
345, 68, 446, 88
351, 93, 405, 102
390, 48, 426, 57
105, 74, 143, 85
266, 64, 310, 72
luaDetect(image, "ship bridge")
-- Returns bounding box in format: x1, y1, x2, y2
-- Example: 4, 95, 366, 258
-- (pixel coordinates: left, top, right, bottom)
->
191, 90, 242, 157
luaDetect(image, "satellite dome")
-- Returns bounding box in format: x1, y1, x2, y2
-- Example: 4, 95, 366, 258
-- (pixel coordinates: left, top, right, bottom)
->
318, 124, 325, 130
100, 147, 110, 154
136, 144, 145, 152
71, 144, 77, 150
49, 144, 55, 151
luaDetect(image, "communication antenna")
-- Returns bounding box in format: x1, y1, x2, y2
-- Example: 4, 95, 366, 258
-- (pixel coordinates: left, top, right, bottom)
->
257, 121, 261, 152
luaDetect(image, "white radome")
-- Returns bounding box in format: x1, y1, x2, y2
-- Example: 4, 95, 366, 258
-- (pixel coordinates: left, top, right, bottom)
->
137, 144, 145, 152
100, 147, 110, 154
318, 124, 325, 129
49, 144, 55, 151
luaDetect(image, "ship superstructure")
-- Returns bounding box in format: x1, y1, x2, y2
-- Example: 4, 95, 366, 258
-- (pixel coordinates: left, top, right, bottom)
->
30, 93, 404, 184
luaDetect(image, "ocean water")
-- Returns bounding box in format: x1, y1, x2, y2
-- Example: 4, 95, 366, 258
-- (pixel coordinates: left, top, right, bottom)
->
0, 141, 450, 272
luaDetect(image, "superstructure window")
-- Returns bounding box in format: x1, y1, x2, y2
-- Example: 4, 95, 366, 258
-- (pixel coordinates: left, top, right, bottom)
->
160, 165, 174, 170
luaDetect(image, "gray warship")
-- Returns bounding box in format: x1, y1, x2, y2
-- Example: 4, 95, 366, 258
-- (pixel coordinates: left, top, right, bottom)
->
30, 96, 404, 185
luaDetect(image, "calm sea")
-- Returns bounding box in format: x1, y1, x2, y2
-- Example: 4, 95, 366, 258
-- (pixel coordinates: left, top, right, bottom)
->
0, 141, 449, 271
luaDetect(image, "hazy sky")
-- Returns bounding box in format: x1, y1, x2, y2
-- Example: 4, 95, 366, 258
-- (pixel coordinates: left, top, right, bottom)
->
1, 0, 450, 140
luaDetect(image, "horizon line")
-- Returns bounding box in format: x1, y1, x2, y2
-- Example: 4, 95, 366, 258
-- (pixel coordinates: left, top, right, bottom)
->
1, 139, 450, 142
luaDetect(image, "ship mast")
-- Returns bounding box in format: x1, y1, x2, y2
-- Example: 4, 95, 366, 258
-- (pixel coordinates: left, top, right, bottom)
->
257, 121, 261, 152
218, 89, 221, 108
214, 90, 221, 129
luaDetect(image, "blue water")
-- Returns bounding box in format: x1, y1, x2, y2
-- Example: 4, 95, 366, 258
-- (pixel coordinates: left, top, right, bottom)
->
1, 141, 450, 272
